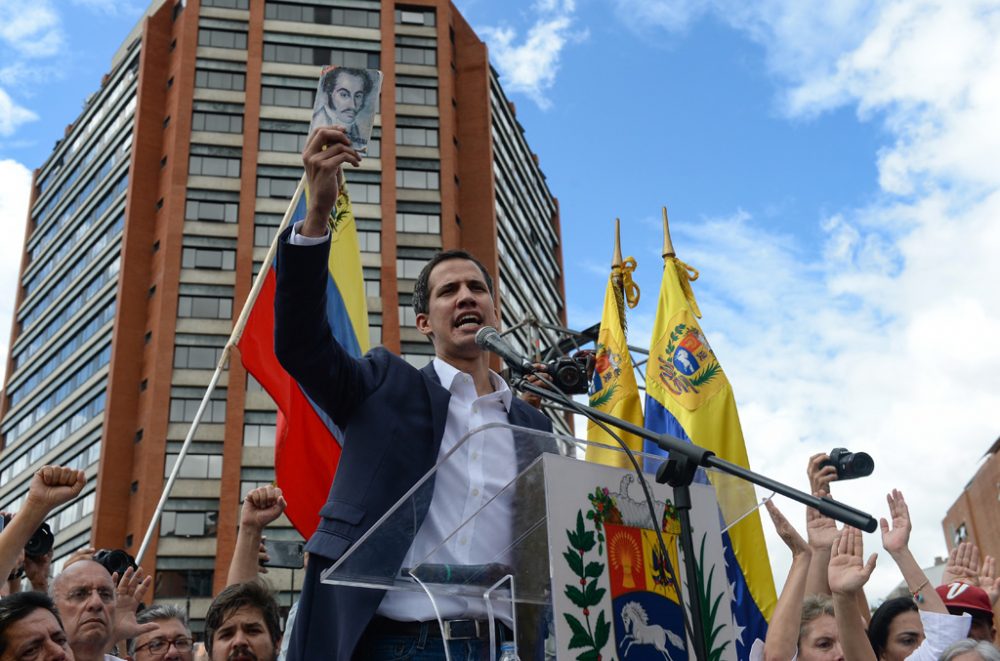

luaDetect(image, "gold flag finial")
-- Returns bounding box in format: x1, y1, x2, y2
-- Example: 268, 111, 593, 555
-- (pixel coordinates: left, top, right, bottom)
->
613, 218, 623, 267
662, 206, 676, 258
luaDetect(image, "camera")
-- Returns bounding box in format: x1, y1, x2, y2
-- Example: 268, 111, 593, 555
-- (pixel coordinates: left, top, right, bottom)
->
821, 448, 874, 481
544, 354, 591, 395
0, 514, 54, 559
93, 549, 137, 577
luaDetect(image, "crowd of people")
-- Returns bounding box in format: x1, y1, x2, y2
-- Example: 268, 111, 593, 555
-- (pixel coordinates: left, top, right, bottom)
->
0, 457, 996, 660
753, 454, 999, 661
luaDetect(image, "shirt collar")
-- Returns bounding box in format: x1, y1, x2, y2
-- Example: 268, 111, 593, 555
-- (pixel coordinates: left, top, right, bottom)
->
432, 358, 513, 410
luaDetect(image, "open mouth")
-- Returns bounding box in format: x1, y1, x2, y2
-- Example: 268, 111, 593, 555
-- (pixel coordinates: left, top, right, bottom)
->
454, 313, 481, 329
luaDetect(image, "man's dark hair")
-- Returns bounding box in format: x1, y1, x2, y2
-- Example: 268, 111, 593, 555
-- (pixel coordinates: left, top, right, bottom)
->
0, 591, 65, 655
127, 604, 189, 655
868, 596, 917, 658
411, 249, 495, 316
321, 67, 374, 99
204, 581, 280, 655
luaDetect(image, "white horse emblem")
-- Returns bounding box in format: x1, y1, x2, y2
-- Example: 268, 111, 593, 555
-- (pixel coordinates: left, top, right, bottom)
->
619, 601, 685, 660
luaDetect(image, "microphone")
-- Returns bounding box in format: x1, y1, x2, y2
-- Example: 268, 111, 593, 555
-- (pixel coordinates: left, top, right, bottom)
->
405, 562, 512, 585
474, 326, 535, 375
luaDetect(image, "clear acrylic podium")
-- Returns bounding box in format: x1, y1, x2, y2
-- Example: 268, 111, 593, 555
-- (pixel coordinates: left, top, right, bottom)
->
321, 423, 757, 661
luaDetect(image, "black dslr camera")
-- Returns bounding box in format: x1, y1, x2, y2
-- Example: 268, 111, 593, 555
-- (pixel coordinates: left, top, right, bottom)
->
93, 549, 137, 577
0, 513, 55, 559
821, 447, 874, 481
543, 354, 591, 395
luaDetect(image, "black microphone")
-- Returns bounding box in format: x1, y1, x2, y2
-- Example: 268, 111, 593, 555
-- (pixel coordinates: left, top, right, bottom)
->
474, 326, 535, 375
405, 562, 512, 585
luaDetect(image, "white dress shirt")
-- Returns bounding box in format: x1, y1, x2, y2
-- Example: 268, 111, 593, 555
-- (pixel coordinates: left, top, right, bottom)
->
290, 223, 522, 622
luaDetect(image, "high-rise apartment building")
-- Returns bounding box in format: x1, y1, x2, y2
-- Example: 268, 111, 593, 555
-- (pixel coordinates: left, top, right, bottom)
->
0, 0, 565, 634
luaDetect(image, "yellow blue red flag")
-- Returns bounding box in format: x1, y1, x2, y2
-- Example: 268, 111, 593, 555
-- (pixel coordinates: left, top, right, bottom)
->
586, 252, 645, 467
238, 178, 369, 537
643, 252, 776, 655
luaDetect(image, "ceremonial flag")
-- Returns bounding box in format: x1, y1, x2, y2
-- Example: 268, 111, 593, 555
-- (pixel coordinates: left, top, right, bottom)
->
238, 181, 369, 537
643, 212, 775, 655
586, 223, 645, 467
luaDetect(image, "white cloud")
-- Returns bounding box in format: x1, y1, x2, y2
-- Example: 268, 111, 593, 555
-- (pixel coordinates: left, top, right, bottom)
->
0, 160, 32, 386
0, 87, 38, 136
0, 0, 63, 58
610, 0, 1000, 600
478, 0, 586, 109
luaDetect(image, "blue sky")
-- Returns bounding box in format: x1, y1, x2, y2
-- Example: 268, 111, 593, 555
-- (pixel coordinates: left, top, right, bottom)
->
3, 0, 1000, 599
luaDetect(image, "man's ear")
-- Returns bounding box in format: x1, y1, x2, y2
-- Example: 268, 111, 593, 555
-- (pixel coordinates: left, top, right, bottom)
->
415, 312, 433, 339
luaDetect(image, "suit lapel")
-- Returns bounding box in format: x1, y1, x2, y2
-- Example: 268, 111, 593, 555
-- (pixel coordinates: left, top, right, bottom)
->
420, 361, 450, 447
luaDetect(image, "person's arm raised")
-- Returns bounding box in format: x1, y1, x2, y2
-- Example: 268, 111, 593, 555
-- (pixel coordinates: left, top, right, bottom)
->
828, 527, 878, 661
880, 489, 945, 613
761, 500, 812, 661
0, 467, 84, 583
227, 485, 287, 586
299, 126, 360, 238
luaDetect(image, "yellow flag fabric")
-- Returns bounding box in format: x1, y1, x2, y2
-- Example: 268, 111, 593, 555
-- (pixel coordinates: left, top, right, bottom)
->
585, 264, 644, 467
643, 256, 777, 641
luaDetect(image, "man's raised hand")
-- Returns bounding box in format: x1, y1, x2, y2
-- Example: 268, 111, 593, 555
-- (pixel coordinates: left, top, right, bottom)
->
241, 485, 287, 532
25, 466, 85, 512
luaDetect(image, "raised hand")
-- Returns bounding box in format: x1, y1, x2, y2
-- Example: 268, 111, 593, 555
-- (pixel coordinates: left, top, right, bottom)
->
980, 555, 1000, 606
24, 466, 86, 512
807, 453, 838, 495
806, 489, 840, 551
111, 566, 156, 641
942, 542, 981, 586
240, 485, 287, 532
765, 499, 811, 558
879, 489, 911, 555
828, 527, 877, 596
301, 127, 361, 237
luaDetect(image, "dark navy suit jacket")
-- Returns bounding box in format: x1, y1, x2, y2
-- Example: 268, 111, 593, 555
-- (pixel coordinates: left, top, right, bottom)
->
274, 229, 556, 659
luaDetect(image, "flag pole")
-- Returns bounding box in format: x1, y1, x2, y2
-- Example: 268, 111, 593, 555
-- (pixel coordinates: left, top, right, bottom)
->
135, 173, 308, 565
661, 206, 675, 259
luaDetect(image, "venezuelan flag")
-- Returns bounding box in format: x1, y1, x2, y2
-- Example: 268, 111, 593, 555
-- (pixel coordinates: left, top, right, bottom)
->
643, 217, 775, 656
586, 225, 645, 467
238, 179, 368, 537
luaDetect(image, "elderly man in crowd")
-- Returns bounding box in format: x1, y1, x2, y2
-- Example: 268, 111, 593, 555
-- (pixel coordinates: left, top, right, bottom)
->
50, 560, 152, 661
204, 582, 281, 661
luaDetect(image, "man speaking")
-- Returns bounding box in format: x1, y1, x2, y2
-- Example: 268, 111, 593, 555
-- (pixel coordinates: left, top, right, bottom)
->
276, 126, 556, 660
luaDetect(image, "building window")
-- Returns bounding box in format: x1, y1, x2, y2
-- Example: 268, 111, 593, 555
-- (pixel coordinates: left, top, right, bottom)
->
177, 295, 233, 319
243, 420, 276, 448
396, 126, 439, 148
202, 0, 248, 8
181, 247, 236, 270
396, 169, 440, 190
161, 510, 219, 537
189, 154, 240, 178
169, 390, 227, 423
395, 46, 436, 66
261, 85, 314, 109
396, 85, 438, 106
192, 110, 243, 134
164, 454, 223, 479
395, 8, 436, 26
174, 345, 225, 369
185, 191, 239, 223
155, 569, 214, 599
198, 29, 247, 50
263, 41, 379, 69
195, 68, 245, 91
265, 3, 379, 28
259, 120, 310, 153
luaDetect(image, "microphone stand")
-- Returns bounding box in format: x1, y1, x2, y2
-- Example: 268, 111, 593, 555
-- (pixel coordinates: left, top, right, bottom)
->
513, 377, 877, 660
